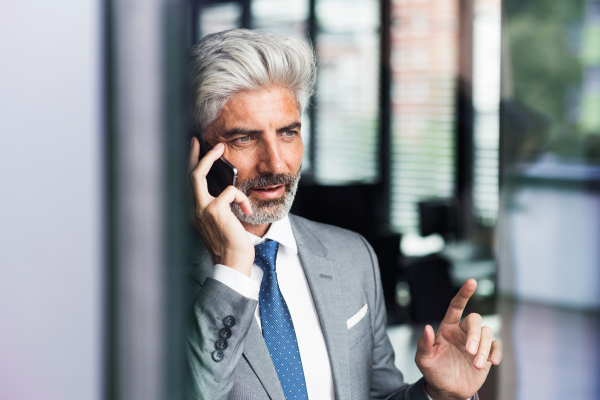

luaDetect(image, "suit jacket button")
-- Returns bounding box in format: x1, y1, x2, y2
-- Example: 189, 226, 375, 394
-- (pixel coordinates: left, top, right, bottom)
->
219, 327, 232, 339
215, 338, 228, 350
212, 350, 224, 362
223, 315, 236, 327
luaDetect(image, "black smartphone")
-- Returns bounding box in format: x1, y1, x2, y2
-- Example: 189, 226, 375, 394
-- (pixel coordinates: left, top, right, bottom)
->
199, 139, 238, 197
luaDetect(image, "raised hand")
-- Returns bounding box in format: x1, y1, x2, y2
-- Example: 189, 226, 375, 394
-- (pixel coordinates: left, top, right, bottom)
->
415, 279, 503, 400
188, 137, 255, 276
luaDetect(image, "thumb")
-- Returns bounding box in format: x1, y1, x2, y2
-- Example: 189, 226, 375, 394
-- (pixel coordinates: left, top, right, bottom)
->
417, 325, 435, 359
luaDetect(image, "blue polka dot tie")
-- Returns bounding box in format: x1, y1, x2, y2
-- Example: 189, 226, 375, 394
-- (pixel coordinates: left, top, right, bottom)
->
254, 240, 309, 400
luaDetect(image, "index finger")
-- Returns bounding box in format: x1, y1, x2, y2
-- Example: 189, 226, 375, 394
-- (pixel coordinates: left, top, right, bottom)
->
188, 137, 200, 173
188, 137, 225, 174
189, 139, 226, 179
441, 279, 477, 326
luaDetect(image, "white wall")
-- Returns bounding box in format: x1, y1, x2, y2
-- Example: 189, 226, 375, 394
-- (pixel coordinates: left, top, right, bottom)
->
0, 1, 103, 399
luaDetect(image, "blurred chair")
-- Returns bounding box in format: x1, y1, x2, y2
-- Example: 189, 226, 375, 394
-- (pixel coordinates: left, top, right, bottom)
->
403, 199, 459, 323
404, 254, 456, 323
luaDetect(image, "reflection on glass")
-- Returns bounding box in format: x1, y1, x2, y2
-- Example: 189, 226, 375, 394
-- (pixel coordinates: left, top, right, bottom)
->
314, 0, 380, 184
510, 302, 600, 399
198, 3, 242, 38
500, 0, 600, 309
503, 0, 588, 161
390, 0, 459, 232
580, 0, 600, 138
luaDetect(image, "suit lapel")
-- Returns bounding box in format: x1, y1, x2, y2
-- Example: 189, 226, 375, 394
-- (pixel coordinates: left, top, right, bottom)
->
290, 216, 352, 400
242, 320, 287, 400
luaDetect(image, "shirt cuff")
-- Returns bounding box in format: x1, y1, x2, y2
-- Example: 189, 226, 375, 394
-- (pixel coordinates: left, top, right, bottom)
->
211, 264, 260, 301
425, 389, 473, 400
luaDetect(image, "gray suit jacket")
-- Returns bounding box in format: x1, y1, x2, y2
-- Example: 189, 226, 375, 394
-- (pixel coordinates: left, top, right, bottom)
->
187, 214, 431, 400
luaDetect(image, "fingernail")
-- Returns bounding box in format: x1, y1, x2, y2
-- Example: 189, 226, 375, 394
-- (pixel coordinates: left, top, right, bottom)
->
475, 355, 486, 368
467, 341, 477, 355
214, 142, 224, 150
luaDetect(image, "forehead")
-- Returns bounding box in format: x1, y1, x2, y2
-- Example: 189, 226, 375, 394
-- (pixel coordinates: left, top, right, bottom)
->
207, 86, 300, 138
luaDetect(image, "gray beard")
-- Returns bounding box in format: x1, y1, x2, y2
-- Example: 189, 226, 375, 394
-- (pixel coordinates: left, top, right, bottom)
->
231, 168, 301, 225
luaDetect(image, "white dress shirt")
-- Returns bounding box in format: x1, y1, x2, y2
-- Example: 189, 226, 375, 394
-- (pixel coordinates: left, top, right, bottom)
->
211, 215, 335, 400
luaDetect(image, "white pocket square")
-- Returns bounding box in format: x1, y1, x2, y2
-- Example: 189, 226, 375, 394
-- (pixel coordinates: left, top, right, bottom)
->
346, 304, 368, 329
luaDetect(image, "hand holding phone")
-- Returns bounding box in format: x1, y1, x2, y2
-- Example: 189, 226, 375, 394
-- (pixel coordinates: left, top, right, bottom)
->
188, 137, 254, 277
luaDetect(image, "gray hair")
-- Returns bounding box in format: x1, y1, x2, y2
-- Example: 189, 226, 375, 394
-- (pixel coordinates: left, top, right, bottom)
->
189, 29, 317, 137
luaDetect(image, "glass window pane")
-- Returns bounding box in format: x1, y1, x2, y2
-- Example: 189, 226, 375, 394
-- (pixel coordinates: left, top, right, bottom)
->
391, 0, 459, 233
314, 0, 380, 184
198, 3, 243, 38
499, 0, 600, 307
252, 0, 309, 39
472, 0, 501, 226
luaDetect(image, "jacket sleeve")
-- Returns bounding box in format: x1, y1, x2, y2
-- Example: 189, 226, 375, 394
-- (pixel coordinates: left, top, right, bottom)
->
187, 277, 258, 400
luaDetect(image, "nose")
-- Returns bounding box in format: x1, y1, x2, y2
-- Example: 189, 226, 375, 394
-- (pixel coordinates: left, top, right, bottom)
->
256, 135, 285, 175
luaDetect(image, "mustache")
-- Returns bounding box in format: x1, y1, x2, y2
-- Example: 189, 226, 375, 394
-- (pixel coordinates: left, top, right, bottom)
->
236, 174, 297, 195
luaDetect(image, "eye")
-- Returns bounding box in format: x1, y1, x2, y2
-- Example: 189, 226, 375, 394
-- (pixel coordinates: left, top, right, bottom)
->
232, 135, 251, 144
282, 130, 298, 138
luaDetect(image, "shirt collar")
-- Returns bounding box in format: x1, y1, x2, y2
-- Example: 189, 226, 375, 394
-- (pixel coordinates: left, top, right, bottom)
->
246, 214, 298, 254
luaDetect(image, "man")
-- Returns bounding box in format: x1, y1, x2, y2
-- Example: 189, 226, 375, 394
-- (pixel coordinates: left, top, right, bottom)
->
187, 29, 502, 400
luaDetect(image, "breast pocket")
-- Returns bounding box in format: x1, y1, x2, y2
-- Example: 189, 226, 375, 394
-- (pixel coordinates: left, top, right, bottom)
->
347, 304, 371, 349
347, 304, 374, 399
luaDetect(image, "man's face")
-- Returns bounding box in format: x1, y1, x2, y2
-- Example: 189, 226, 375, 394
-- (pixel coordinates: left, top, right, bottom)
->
204, 85, 303, 225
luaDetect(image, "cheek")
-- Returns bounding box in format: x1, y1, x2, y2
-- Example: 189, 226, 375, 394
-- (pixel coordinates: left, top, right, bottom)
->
286, 141, 304, 171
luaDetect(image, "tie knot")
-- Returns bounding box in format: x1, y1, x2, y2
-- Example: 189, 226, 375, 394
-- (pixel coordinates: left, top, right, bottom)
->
254, 240, 279, 273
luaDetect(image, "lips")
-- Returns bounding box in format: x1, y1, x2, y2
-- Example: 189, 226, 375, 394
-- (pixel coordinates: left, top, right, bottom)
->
250, 185, 285, 199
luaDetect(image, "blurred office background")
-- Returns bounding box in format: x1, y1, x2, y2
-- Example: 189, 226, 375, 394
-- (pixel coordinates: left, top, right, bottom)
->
1, 0, 599, 399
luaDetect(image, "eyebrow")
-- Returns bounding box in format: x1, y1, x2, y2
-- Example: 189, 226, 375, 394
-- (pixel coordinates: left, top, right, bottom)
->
220, 121, 301, 138
278, 121, 301, 132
